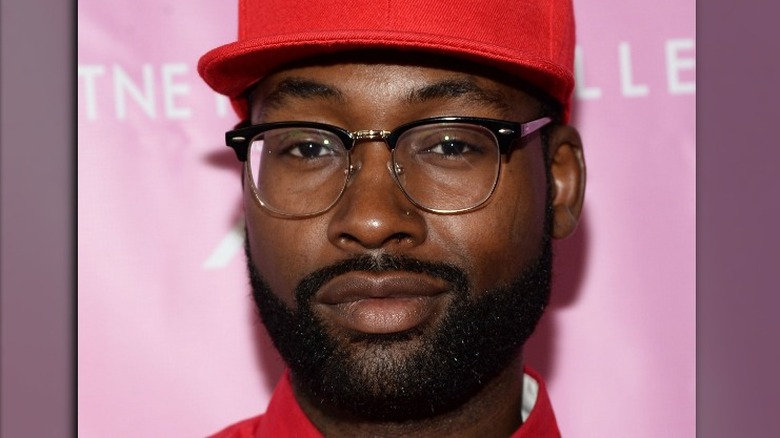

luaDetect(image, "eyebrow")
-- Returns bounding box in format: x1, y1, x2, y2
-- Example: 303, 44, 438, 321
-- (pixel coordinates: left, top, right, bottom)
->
260, 78, 345, 111
406, 78, 513, 116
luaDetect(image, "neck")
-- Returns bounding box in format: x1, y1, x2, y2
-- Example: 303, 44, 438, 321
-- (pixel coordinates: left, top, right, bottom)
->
294, 355, 526, 438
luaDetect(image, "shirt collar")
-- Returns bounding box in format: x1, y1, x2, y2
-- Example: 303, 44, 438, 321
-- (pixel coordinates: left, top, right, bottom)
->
238, 367, 560, 437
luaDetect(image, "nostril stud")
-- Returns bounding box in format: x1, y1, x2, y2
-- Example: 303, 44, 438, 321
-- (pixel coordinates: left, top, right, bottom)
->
395, 163, 405, 175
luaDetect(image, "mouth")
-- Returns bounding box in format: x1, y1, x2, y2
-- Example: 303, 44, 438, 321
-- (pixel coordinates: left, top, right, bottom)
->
314, 273, 452, 335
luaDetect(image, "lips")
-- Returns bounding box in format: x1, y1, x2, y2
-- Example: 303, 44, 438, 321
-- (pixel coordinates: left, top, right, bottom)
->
314, 273, 452, 335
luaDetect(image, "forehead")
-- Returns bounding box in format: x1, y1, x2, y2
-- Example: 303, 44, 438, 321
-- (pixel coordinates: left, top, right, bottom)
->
247, 52, 545, 124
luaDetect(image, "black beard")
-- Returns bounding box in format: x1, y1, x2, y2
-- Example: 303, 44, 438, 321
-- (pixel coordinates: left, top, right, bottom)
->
245, 235, 552, 422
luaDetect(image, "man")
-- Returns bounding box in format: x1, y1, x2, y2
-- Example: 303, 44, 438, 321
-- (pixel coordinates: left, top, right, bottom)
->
198, 0, 585, 436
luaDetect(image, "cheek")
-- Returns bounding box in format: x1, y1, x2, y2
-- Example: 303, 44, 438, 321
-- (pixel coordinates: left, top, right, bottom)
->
429, 151, 548, 291
499, 155, 549, 247
244, 195, 329, 308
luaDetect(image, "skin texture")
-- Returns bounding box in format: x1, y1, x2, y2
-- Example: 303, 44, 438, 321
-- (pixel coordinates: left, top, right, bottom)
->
243, 57, 586, 437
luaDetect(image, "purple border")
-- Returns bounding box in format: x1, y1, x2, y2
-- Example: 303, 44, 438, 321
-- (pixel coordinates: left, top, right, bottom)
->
0, 0, 74, 435
698, 0, 780, 436
6, 0, 780, 435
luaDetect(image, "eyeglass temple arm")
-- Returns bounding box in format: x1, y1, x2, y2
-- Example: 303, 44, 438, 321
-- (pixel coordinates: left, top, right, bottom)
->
520, 117, 553, 138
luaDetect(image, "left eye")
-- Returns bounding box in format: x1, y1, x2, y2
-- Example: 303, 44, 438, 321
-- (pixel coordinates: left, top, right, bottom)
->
425, 140, 476, 157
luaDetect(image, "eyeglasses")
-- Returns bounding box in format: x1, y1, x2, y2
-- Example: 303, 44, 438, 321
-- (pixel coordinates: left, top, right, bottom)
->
226, 116, 552, 217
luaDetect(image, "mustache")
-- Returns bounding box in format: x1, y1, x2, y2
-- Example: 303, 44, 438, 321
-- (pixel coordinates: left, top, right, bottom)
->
295, 253, 470, 304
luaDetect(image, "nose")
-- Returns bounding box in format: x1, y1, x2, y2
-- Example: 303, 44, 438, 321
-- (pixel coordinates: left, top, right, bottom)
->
327, 142, 427, 252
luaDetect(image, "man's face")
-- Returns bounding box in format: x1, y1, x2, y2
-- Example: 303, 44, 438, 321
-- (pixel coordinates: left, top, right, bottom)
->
243, 59, 568, 420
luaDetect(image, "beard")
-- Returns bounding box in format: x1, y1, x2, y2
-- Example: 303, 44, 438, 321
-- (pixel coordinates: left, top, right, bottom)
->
245, 232, 553, 422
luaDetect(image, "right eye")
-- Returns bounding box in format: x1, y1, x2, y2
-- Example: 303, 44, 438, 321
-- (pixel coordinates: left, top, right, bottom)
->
284, 141, 336, 158
264, 128, 343, 159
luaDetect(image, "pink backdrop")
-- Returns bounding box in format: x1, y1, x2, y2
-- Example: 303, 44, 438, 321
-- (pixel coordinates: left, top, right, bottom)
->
78, 1, 695, 436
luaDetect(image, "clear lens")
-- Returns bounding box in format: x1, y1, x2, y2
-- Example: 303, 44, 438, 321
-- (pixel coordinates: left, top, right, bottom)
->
245, 122, 502, 216
393, 123, 500, 211
248, 127, 349, 216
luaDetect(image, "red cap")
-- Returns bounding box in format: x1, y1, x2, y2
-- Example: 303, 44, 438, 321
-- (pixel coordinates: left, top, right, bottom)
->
198, 0, 576, 122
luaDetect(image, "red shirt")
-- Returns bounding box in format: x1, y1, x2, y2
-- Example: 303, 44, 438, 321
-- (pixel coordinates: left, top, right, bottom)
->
210, 367, 560, 437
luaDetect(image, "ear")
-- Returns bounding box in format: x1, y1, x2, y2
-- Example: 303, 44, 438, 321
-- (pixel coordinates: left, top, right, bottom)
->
546, 125, 586, 239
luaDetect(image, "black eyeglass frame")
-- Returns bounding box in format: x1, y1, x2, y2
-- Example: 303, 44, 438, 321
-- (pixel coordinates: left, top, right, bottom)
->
226, 116, 552, 161
225, 115, 553, 216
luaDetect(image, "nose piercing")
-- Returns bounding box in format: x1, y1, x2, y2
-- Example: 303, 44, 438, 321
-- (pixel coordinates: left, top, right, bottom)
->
346, 162, 360, 177
394, 163, 405, 175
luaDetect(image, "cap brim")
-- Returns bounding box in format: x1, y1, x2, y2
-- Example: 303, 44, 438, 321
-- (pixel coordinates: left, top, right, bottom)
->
198, 30, 573, 121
